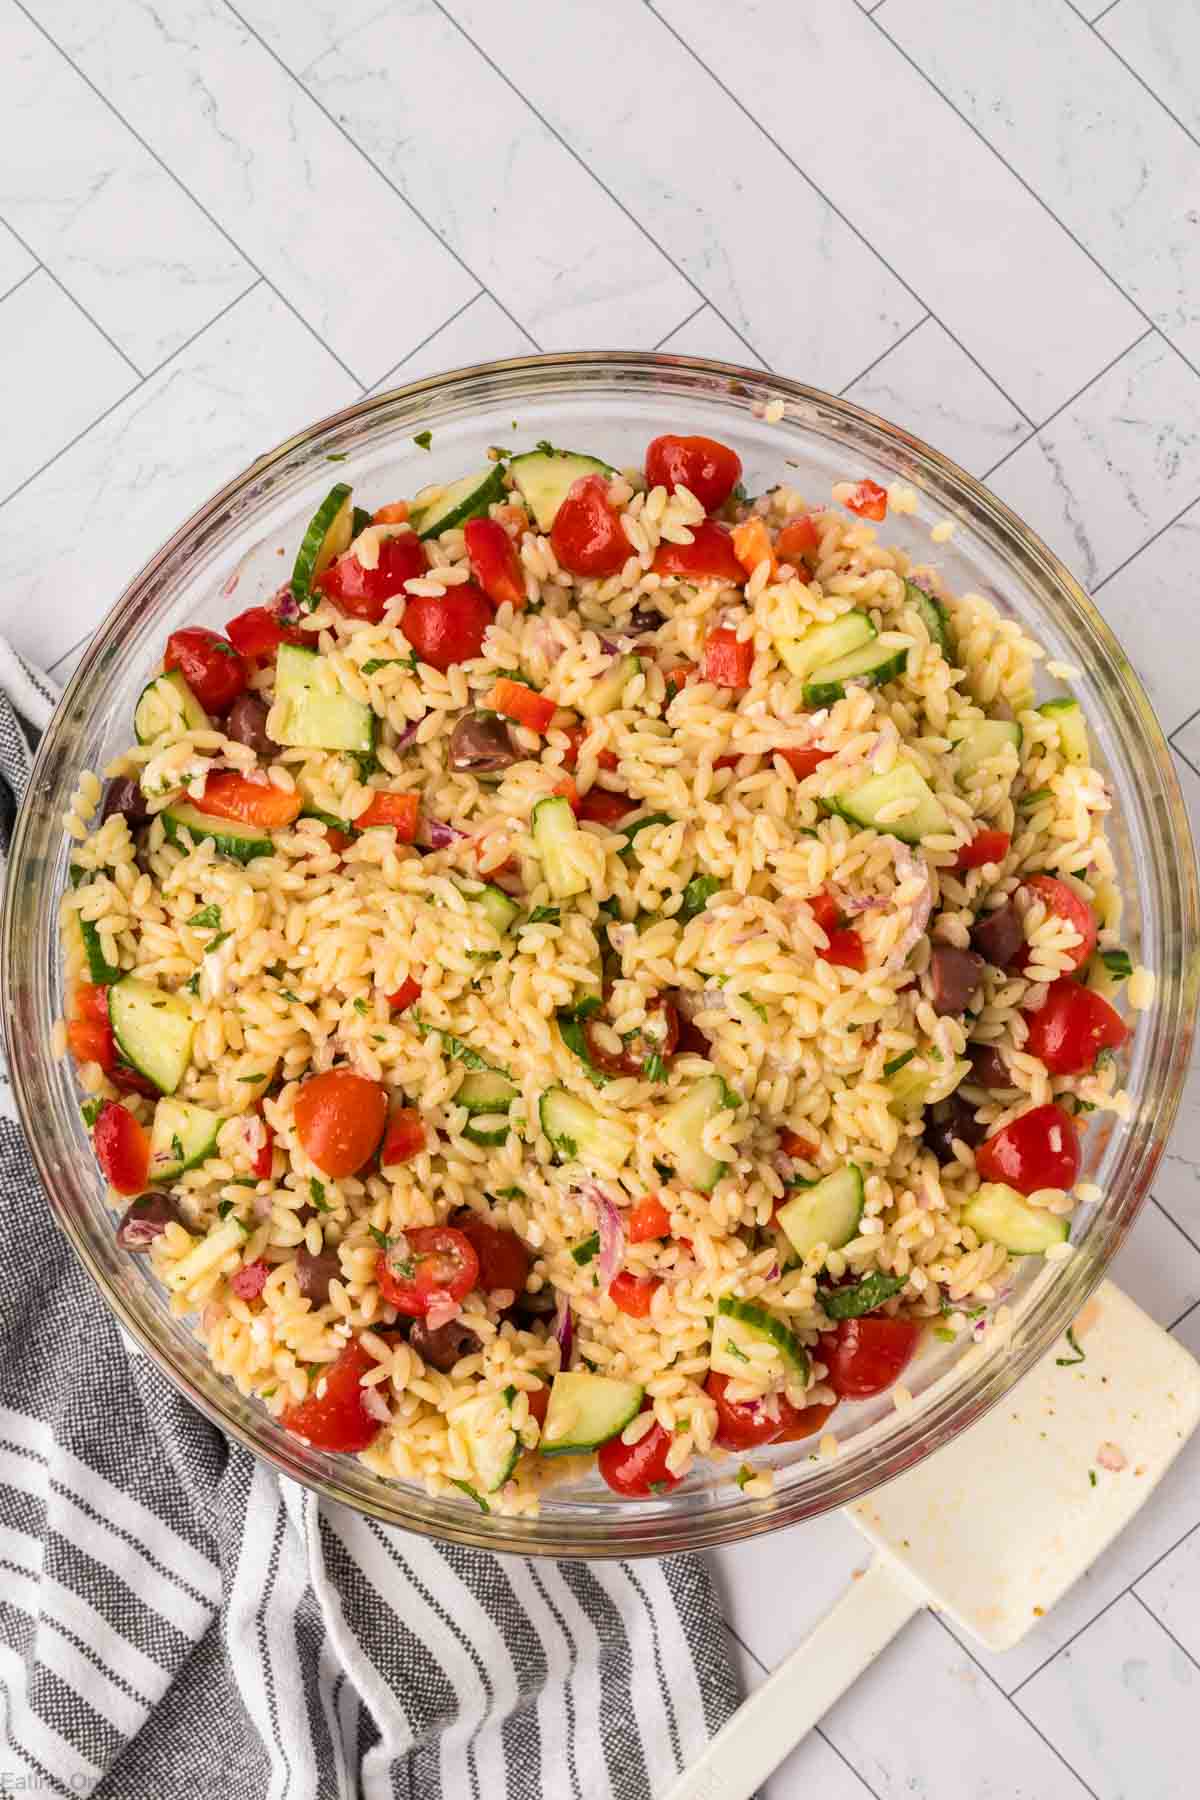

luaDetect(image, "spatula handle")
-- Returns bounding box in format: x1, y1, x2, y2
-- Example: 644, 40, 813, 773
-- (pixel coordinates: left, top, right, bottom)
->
663, 1559, 921, 1800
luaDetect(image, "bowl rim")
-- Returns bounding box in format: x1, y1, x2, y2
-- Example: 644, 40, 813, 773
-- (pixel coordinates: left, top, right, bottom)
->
7, 348, 1198, 1555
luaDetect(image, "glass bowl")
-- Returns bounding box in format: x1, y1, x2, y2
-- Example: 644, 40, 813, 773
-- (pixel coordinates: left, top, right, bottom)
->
4, 353, 1196, 1557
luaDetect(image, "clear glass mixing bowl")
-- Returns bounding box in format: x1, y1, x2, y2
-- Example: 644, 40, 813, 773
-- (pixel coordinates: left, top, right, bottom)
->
4, 353, 1196, 1556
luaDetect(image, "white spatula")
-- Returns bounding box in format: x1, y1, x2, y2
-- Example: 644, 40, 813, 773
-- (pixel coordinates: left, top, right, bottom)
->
667, 1281, 1200, 1800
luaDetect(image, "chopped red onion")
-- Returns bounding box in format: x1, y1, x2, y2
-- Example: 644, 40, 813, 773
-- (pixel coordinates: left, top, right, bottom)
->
273, 583, 302, 625
598, 637, 621, 655
675, 985, 728, 1021
582, 1184, 626, 1288
395, 714, 424, 749
424, 1291, 463, 1333
420, 817, 469, 850
553, 1294, 574, 1366
361, 1385, 393, 1424
882, 838, 934, 973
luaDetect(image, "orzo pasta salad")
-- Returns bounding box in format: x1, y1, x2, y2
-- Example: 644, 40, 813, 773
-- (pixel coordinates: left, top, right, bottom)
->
59, 431, 1146, 1513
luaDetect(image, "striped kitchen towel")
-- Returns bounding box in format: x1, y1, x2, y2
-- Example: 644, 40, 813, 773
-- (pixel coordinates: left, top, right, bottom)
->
0, 643, 742, 1800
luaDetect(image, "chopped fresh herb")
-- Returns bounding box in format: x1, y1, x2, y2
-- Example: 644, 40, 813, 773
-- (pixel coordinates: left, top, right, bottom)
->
643, 1053, 667, 1083
738, 992, 768, 1022
1019, 787, 1053, 812
204, 930, 232, 954
238, 1072, 266, 1084
620, 812, 672, 858
524, 905, 561, 927
487, 445, 513, 461
211, 640, 241, 659
261, 1385, 277, 1399
535, 439, 556, 456
187, 904, 222, 930
503, 1385, 517, 1407
325, 451, 349, 462
883, 1049, 917, 1078
597, 896, 621, 920
1089, 1468, 1098, 1488
572, 1232, 600, 1265
1094, 1047, 1117, 1073
184, 972, 201, 996
361, 657, 411, 676
820, 1272, 907, 1319
715, 1076, 741, 1111
80, 1098, 102, 1127
217, 1199, 235, 1220
412, 1016, 510, 1076
1056, 1325, 1086, 1367
467, 950, 501, 962
647, 1480, 670, 1495
69, 863, 90, 889
230, 1177, 258, 1188
1074, 1097, 1098, 1114
933, 1326, 956, 1342
413, 430, 433, 450
1101, 949, 1132, 981
449, 1479, 490, 1512
735, 1464, 755, 1490
353, 998, 369, 1015
557, 1011, 610, 1089
654, 1160, 673, 1182
678, 874, 721, 922
279, 990, 301, 1004
170, 1133, 185, 1163
368, 1224, 391, 1249
494, 1186, 525, 1200
491, 667, 537, 689
310, 1178, 328, 1212
723, 1335, 750, 1365
349, 749, 379, 781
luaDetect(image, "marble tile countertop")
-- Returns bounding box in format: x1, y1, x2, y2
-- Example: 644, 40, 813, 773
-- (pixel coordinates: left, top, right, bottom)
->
1, 1, 1198, 1794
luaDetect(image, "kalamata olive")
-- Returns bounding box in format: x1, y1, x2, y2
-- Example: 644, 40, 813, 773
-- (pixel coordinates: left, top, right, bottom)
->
295, 1243, 340, 1306
970, 1042, 1013, 1090
507, 1287, 558, 1330
408, 1315, 482, 1372
971, 899, 1025, 969
626, 605, 664, 636
448, 711, 518, 773
117, 1191, 183, 1250
101, 776, 149, 828
928, 945, 985, 1016
224, 691, 276, 756
924, 1094, 987, 1164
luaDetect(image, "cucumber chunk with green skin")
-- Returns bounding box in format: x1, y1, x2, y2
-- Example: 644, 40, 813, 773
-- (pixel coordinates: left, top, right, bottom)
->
273, 644, 376, 754
954, 718, 1022, 782
161, 803, 275, 864
79, 917, 121, 985
456, 1070, 517, 1116
820, 1271, 907, 1319
802, 642, 908, 708
509, 448, 615, 532
1038, 697, 1089, 767
532, 794, 589, 899
449, 1392, 521, 1490
829, 761, 952, 845
109, 976, 194, 1095
776, 1164, 864, 1259
658, 1073, 736, 1193
291, 483, 353, 608
905, 581, 954, 661
134, 670, 210, 746
350, 505, 372, 537
538, 1087, 633, 1171
710, 1297, 809, 1384
409, 465, 508, 539
775, 610, 875, 682
887, 1054, 970, 1118
539, 1370, 644, 1455
301, 807, 358, 837
462, 1114, 513, 1147
148, 1097, 223, 1180
962, 1182, 1070, 1255
476, 884, 521, 935
578, 654, 641, 719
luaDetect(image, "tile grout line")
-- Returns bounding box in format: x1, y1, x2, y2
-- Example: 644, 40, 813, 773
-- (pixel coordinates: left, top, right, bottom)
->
48, 627, 94, 680
837, 311, 931, 396
366, 290, 496, 394
1150, 1193, 1200, 1262
1172, 741, 1200, 785
1089, 0, 1125, 24
9, 0, 370, 393
1093, 492, 1200, 595
721, 1613, 769, 1676
865, 4, 1200, 389
651, 301, 709, 353
1166, 1294, 1200, 1334
1080, 6, 1200, 157
220, 0, 537, 357
1168, 701, 1200, 743
431, 0, 773, 371
0, 264, 42, 309
1129, 1588, 1200, 1676
642, 0, 1036, 426
815, 1723, 884, 1800
0, 213, 143, 379
978, 325, 1156, 482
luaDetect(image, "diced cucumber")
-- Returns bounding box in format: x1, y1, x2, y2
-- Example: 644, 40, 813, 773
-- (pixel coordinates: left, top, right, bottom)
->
161, 802, 275, 864
709, 1297, 809, 1384
820, 1272, 906, 1319
79, 917, 120, 985
954, 718, 1022, 782
409, 465, 509, 539
802, 641, 908, 709
1038, 697, 1089, 767
829, 761, 951, 845
273, 644, 376, 754
538, 1087, 633, 1171
108, 976, 194, 1096
775, 1165, 864, 1259
448, 1392, 521, 1491
579, 654, 641, 719
775, 610, 875, 682
540, 1370, 644, 1456
463, 1114, 513, 1147
658, 1073, 737, 1194
457, 1070, 517, 1116
291, 483, 353, 608
532, 794, 589, 900
148, 1098, 223, 1181
509, 448, 614, 533
962, 1182, 1070, 1255
476, 884, 520, 935
905, 581, 954, 661
350, 505, 372, 537
134, 670, 211, 746
888, 1055, 970, 1118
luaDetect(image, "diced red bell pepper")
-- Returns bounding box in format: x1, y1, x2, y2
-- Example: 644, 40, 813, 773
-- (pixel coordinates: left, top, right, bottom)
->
253, 1118, 275, 1182
664, 661, 699, 701
778, 745, 834, 781
561, 720, 619, 772
196, 771, 302, 829
609, 1271, 660, 1318
653, 521, 746, 585
808, 890, 865, 969
731, 518, 777, 582
380, 1107, 426, 1167
488, 677, 556, 734
93, 1100, 151, 1196
843, 480, 888, 521
779, 1128, 818, 1160
387, 975, 421, 1013
702, 628, 754, 689
628, 1195, 672, 1242
957, 829, 1011, 870
354, 791, 419, 841
776, 514, 820, 563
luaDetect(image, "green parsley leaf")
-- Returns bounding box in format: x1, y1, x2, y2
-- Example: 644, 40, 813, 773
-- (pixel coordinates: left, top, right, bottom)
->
412, 1016, 510, 1075
361, 657, 410, 676
1019, 787, 1053, 812
1089, 1468, 1098, 1488
535, 439, 556, 456
211, 640, 241, 659
643, 1053, 667, 1083
187, 904, 222, 930
620, 812, 672, 859
557, 1011, 610, 1089
326, 451, 349, 462
678, 874, 720, 923
413, 430, 432, 451
502, 1385, 517, 1408
80, 1098, 102, 1127
261, 1385, 277, 1399
735, 1464, 755, 1489
450, 1479, 490, 1512
723, 1336, 750, 1364
1055, 1325, 1086, 1367
368, 1224, 391, 1249
647, 1480, 670, 1495
572, 1232, 600, 1265
184, 972, 201, 996
217, 1199, 235, 1220
883, 1049, 917, 1078
230, 1177, 258, 1188
309, 1178, 329, 1212
493, 1186, 524, 1200
353, 998, 369, 1015
738, 992, 768, 1023
1101, 949, 1132, 982
237, 1072, 266, 1084
487, 445, 513, 461
524, 905, 561, 927
170, 1133, 184, 1163
820, 1272, 907, 1319
204, 930, 232, 954
278, 990, 301, 1004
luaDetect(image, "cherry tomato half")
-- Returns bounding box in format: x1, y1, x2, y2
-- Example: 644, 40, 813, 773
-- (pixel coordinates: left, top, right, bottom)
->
974, 1101, 1080, 1195
464, 516, 526, 610
597, 1415, 680, 1497
1022, 976, 1128, 1076
225, 603, 309, 660
387, 976, 421, 1013
705, 1373, 837, 1449
402, 584, 493, 672
195, 770, 302, 829
294, 1069, 388, 1178
550, 475, 630, 578
375, 1225, 479, 1317
773, 1399, 838, 1443
776, 513, 820, 564
627, 1194, 672, 1243
609, 1271, 660, 1318
281, 1339, 383, 1452
843, 480, 888, 522
164, 627, 247, 713
645, 434, 742, 512
380, 1106, 426, 1167
93, 1100, 151, 1196
451, 1210, 530, 1295
576, 786, 638, 826
319, 533, 428, 623
527, 1384, 550, 1429
819, 1317, 921, 1399
652, 520, 745, 586
1022, 875, 1097, 973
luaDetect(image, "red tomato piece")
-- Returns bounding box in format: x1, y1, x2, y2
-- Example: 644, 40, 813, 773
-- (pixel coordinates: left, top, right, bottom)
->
93, 1100, 150, 1196
195, 771, 302, 829
253, 1118, 274, 1181
957, 829, 1012, 871
773, 1399, 838, 1443
819, 1317, 921, 1400
294, 1069, 388, 1178
375, 1225, 479, 1317
488, 677, 556, 734
703, 627, 754, 689
590, 995, 679, 1078
225, 604, 307, 660
164, 627, 247, 713
386, 975, 421, 1013
609, 1271, 660, 1318
974, 1101, 1080, 1194
322, 827, 352, 856
675, 1015, 712, 1058
706, 1372, 834, 1450
372, 501, 409, 525
230, 1260, 269, 1300
576, 786, 638, 826
527, 1385, 550, 1429
465, 516, 526, 610
843, 480, 888, 521
777, 745, 833, 780
779, 1129, 818, 1160
731, 518, 777, 582
1023, 875, 1098, 973
597, 1414, 680, 1497
664, 660, 700, 701
452, 1211, 530, 1295
821, 928, 866, 971
74, 983, 110, 1026
581, 1017, 632, 1078
354, 791, 419, 841
319, 532, 428, 624
653, 520, 746, 585
68, 1017, 112, 1068
808, 890, 840, 934
628, 1195, 672, 1243
281, 1339, 383, 1453
550, 475, 631, 578
775, 514, 820, 564
644, 434, 742, 512
402, 583, 493, 672
1022, 977, 1128, 1076
380, 1107, 426, 1167
561, 721, 619, 773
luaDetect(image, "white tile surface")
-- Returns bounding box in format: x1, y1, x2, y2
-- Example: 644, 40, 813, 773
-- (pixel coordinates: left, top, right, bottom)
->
368, 293, 538, 394
844, 316, 1029, 475
723, 1627, 877, 1800
0, 218, 37, 297
0, 269, 133, 501
654, 0, 1142, 419
1091, 499, 1200, 736
0, 3, 252, 370
1108, 1198, 1200, 1331
1100, 0, 1200, 142
656, 305, 769, 370
1136, 1525, 1200, 1666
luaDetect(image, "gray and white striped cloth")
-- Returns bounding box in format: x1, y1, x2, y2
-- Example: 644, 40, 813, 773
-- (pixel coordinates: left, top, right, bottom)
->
0, 641, 742, 1800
